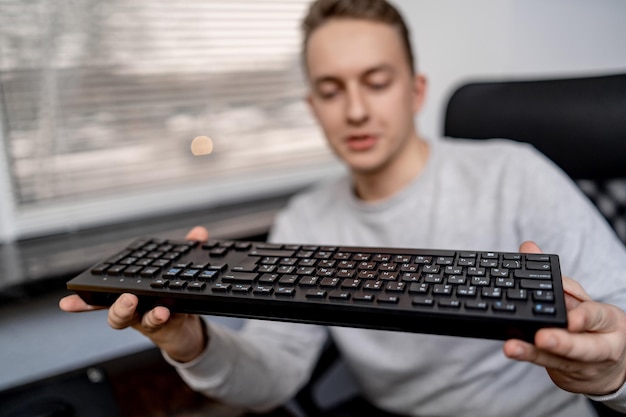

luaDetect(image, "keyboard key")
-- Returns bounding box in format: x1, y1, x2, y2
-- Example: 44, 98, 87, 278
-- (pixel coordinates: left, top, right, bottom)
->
163, 267, 183, 278
249, 249, 295, 258
456, 285, 477, 297
378, 295, 400, 304
150, 279, 168, 288
520, 280, 553, 290
320, 278, 340, 288
299, 276, 319, 286
465, 300, 488, 310
424, 274, 443, 284
209, 247, 228, 257
494, 277, 514, 288
532, 290, 554, 302
341, 279, 361, 289
526, 254, 550, 262
492, 301, 516, 312
140, 267, 160, 278
408, 283, 428, 294
501, 260, 521, 269
259, 273, 280, 284
275, 287, 296, 297
358, 270, 377, 280
329, 291, 351, 300
257, 265, 276, 273
222, 272, 258, 283
433, 284, 452, 295
401, 273, 420, 282
412, 296, 434, 306
306, 289, 327, 299
533, 304, 556, 315
278, 275, 298, 285
106, 265, 126, 276
471, 276, 490, 286
385, 282, 405, 292
207, 263, 228, 271
181, 269, 200, 279
526, 261, 551, 271
447, 275, 466, 285
515, 270, 552, 280
363, 281, 383, 291
253, 286, 274, 296
481, 288, 502, 298
353, 293, 375, 302
506, 289, 527, 300
211, 283, 231, 292
187, 281, 206, 291
169, 280, 187, 289
232, 284, 252, 293
198, 270, 219, 280
123, 265, 143, 277
438, 299, 461, 308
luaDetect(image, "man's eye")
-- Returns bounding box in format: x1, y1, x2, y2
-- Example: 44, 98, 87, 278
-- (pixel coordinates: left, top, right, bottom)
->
317, 88, 340, 99
368, 80, 391, 91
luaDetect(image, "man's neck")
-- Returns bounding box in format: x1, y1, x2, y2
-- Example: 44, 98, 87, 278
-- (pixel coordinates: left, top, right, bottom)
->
352, 137, 430, 202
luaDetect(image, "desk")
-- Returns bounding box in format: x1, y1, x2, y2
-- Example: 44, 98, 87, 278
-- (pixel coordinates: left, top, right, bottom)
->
0, 194, 298, 416
0, 330, 296, 417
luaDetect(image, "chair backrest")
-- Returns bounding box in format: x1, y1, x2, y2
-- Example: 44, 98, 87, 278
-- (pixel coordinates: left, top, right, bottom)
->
443, 73, 626, 243
443, 73, 626, 180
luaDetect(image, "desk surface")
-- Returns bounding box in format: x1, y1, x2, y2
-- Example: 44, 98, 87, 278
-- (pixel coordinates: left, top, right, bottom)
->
0, 194, 289, 391
0, 288, 245, 391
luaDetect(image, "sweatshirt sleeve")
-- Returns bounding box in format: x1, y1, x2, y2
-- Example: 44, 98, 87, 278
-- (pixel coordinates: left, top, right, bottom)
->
587, 380, 626, 413
163, 202, 329, 412
163, 317, 328, 412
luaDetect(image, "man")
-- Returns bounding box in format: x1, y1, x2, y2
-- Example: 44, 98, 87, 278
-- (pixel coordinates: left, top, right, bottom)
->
61, 0, 626, 415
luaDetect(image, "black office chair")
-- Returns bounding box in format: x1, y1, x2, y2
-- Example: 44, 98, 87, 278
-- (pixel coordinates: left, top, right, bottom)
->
443, 72, 626, 417
443, 73, 626, 245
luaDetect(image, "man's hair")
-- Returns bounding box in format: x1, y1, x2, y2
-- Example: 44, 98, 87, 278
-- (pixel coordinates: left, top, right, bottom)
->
302, 0, 416, 74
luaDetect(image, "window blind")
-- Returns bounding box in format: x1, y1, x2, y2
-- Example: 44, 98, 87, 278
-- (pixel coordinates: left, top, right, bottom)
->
0, 0, 336, 239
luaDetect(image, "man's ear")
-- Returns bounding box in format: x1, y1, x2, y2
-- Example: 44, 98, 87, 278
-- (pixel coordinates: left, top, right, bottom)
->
412, 73, 427, 113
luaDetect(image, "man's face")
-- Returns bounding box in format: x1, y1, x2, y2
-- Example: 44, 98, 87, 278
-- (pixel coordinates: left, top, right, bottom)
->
305, 18, 425, 175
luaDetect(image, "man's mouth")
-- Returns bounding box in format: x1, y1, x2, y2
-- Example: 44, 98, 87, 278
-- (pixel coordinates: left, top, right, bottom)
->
345, 134, 377, 151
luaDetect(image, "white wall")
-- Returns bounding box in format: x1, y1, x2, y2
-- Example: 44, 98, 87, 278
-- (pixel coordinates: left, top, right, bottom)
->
395, 0, 626, 140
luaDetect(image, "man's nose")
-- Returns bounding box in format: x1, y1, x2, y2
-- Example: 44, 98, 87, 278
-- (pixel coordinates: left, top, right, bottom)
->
345, 86, 369, 125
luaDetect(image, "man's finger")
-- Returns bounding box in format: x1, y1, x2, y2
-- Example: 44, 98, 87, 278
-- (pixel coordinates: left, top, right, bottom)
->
138, 306, 172, 333
519, 240, 542, 254
562, 275, 593, 303
186, 226, 209, 242
505, 330, 610, 366
59, 294, 105, 312
107, 293, 140, 329
568, 301, 622, 335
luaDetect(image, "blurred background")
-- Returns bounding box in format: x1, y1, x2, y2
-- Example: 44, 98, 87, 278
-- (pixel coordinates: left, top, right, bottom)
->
1, 0, 625, 243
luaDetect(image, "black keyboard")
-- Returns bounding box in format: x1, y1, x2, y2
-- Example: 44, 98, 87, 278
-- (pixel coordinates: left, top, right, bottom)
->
66, 238, 567, 342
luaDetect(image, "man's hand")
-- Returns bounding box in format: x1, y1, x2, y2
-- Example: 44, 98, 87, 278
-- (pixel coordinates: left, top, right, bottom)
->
59, 226, 211, 363
503, 241, 626, 396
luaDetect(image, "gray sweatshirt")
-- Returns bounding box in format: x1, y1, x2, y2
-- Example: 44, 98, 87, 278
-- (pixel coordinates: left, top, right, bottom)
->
167, 138, 626, 416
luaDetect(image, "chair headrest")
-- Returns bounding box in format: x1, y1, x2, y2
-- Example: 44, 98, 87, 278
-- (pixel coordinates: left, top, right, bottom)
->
444, 73, 626, 180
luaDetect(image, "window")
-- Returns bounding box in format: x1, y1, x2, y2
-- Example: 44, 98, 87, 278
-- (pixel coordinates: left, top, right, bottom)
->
0, 0, 338, 241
